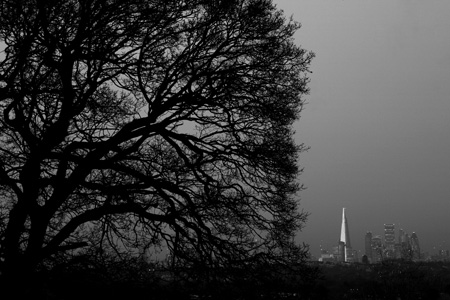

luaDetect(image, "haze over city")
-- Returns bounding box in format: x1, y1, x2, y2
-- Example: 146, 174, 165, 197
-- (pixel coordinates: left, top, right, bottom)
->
274, 0, 450, 257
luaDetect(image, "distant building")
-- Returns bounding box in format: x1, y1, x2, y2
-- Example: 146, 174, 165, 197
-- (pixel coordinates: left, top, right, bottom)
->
384, 224, 395, 248
394, 242, 403, 259
396, 231, 410, 259
440, 250, 450, 258
410, 232, 421, 260
319, 249, 336, 262
365, 232, 373, 262
403, 233, 411, 257
429, 249, 450, 262
371, 235, 383, 262
350, 249, 359, 262
384, 224, 395, 258
398, 228, 405, 244
337, 241, 345, 262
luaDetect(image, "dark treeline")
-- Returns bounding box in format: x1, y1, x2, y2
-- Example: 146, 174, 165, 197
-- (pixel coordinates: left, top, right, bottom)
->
14, 257, 450, 300
23, 255, 320, 300
314, 260, 450, 300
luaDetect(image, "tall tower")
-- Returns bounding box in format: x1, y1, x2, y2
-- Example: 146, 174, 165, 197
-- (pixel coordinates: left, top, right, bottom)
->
340, 208, 352, 261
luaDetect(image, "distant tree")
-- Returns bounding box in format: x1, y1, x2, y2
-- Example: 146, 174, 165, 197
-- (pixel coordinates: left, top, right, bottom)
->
361, 254, 369, 264
0, 0, 313, 292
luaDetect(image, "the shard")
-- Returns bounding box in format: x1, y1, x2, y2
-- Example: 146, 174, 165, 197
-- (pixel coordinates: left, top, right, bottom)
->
340, 208, 351, 248
340, 208, 352, 262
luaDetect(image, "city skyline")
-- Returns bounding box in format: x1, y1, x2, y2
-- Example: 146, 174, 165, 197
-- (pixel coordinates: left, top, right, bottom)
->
320, 207, 432, 254
318, 207, 445, 259
319, 208, 444, 262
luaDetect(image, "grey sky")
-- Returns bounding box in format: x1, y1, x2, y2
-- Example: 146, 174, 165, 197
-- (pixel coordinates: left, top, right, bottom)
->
274, 0, 450, 256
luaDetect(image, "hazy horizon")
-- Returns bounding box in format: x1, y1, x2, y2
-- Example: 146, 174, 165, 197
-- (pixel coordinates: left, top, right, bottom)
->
274, 0, 450, 257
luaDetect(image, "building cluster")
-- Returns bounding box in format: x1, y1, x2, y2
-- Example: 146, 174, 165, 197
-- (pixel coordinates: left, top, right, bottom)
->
364, 225, 421, 263
431, 249, 450, 262
317, 208, 433, 264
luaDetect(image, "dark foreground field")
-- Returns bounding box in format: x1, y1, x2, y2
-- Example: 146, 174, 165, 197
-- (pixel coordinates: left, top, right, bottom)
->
4, 260, 450, 299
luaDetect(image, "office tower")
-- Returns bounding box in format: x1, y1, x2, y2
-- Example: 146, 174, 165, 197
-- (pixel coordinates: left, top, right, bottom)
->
404, 233, 410, 245
384, 224, 395, 247
397, 228, 407, 259
394, 242, 402, 259
365, 231, 373, 261
371, 235, 383, 262
384, 224, 395, 246
398, 228, 405, 244
340, 208, 353, 262
384, 224, 395, 258
410, 232, 421, 260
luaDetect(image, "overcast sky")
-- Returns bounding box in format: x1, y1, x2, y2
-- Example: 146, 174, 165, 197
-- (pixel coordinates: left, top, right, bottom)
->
274, 0, 450, 257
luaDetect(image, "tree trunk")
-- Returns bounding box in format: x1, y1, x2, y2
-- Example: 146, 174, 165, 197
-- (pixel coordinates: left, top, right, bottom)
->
0, 203, 43, 297
0, 253, 40, 298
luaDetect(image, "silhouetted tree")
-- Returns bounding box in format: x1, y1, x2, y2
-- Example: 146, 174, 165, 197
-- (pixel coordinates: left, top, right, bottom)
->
0, 0, 313, 293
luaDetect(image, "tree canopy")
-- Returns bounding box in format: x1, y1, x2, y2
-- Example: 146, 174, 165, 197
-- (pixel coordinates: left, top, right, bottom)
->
0, 0, 314, 287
